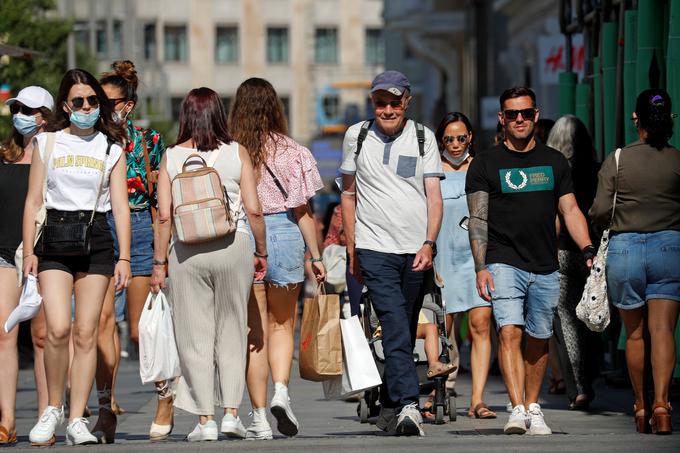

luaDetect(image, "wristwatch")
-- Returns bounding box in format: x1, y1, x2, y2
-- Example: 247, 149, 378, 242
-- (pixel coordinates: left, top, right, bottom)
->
423, 240, 437, 257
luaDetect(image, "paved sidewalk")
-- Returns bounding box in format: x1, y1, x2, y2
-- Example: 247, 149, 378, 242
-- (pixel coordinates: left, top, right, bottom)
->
11, 355, 680, 452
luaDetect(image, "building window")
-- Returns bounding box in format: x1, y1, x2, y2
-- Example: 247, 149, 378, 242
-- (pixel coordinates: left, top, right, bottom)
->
164, 25, 188, 62
144, 23, 156, 60
96, 20, 107, 56
215, 26, 238, 63
112, 20, 123, 58
74, 21, 89, 51
280, 96, 290, 128
322, 95, 340, 119
267, 27, 289, 64
315, 28, 338, 64
170, 96, 183, 121
365, 28, 384, 65
221, 97, 231, 114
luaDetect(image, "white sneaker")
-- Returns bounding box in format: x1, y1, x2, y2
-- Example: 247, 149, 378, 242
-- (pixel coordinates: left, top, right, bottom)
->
527, 403, 552, 435
65, 418, 98, 445
506, 401, 513, 413
245, 409, 273, 440
29, 405, 64, 446
221, 413, 246, 439
395, 403, 425, 437
504, 404, 528, 435
186, 420, 218, 442
270, 383, 299, 437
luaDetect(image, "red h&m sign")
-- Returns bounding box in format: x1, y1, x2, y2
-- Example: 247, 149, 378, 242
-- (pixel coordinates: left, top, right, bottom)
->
537, 34, 585, 85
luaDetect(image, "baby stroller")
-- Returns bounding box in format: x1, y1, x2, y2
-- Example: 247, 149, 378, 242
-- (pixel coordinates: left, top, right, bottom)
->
357, 269, 457, 425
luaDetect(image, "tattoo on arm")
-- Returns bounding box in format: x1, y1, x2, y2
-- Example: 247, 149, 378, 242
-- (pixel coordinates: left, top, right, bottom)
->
467, 191, 489, 272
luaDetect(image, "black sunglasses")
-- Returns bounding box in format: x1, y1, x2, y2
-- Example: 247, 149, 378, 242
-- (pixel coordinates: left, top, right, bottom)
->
503, 108, 537, 121
69, 95, 100, 110
108, 97, 127, 105
374, 99, 405, 110
443, 134, 469, 145
10, 104, 40, 115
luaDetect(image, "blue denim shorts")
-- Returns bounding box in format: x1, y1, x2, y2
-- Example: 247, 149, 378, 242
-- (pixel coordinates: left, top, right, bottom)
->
247, 211, 305, 286
607, 230, 680, 309
487, 263, 560, 339
107, 209, 154, 277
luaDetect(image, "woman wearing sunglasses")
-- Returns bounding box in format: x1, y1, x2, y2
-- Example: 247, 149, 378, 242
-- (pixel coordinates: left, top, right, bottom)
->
22, 69, 130, 446
0, 86, 54, 445
89, 60, 167, 443
433, 112, 496, 420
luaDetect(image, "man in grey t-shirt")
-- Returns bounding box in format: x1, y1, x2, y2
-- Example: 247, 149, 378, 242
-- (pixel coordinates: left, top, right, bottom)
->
340, 70, 444, 437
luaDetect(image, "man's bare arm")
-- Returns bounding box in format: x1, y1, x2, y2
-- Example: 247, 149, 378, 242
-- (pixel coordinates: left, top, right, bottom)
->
467, 191, 489, 272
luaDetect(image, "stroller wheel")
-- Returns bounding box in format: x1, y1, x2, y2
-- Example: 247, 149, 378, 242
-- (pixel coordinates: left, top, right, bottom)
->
358, 398, 369, 423
448, 394, 457, 422
435, 405, 445, 425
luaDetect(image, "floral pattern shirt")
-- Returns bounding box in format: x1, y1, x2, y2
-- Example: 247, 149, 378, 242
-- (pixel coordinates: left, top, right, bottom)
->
124, 121, 165, 208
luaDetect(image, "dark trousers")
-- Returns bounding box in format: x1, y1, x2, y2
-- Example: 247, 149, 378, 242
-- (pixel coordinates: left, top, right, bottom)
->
356, 248, 426, 410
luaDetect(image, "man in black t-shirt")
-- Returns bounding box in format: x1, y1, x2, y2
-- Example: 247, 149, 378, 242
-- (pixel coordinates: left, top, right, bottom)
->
465, 87, 594, 436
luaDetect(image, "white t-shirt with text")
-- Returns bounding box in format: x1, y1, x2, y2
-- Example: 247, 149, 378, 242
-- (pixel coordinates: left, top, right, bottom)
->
340, 119, 444, 254
36, 130, 124, 212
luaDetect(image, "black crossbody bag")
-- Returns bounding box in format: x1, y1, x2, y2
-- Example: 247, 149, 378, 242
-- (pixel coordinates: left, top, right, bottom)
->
263, 162, 289, 200
37, 140, 112, 257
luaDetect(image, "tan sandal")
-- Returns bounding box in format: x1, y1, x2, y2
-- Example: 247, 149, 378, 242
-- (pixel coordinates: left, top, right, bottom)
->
650, 402, 672, 435
0, 425, 17, 445
468, 402, 497, 419
427, 361, 457, 379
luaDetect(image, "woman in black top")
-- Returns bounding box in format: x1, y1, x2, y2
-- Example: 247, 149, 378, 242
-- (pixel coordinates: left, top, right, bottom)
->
0, 86, 53, 445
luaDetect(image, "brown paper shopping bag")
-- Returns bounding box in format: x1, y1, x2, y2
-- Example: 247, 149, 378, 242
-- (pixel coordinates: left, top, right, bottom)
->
299, 285, 342, 381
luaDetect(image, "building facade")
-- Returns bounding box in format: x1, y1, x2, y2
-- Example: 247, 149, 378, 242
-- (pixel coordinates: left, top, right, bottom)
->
57, 0, 385, 143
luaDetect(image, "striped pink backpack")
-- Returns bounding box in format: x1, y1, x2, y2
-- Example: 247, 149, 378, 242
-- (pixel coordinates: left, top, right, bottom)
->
169, 148, 239, 244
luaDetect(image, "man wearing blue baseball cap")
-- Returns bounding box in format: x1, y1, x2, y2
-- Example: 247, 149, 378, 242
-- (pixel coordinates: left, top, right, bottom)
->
340, 70, 444, 436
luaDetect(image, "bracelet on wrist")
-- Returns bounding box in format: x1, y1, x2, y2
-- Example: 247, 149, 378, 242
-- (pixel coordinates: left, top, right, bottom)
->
152, 259, 168, 266
118, 258, 131, 263
23, 253, 35, 259
254, 252, 268, 258
307, 257, 323, 263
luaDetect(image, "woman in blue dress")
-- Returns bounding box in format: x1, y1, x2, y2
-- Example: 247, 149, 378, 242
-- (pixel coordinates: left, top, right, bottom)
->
434, 112, 496, 419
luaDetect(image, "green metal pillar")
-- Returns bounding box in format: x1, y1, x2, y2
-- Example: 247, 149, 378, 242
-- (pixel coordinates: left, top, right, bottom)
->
668, 0, 680, 149
559, 72, 578, 116
636, 0, 666, 93
594, 56, 603, 160
602, 22, 618, 156
624, 10, 638, 145
575, 83, 592, 128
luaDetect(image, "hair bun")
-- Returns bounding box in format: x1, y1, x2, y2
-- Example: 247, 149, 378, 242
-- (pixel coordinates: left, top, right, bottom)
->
112, 60, 138, 89
650, 94, 666, 107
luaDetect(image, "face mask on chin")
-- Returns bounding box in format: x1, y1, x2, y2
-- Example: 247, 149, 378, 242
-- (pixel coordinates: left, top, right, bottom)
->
113, 108, 128, 124
443, 149, 469, 167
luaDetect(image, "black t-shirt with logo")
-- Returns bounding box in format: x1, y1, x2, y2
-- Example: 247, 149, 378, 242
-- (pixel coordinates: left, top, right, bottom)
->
465, 142, 574, 273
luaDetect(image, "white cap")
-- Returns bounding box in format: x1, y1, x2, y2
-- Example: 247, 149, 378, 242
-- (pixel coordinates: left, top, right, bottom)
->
5, 86, 54, 110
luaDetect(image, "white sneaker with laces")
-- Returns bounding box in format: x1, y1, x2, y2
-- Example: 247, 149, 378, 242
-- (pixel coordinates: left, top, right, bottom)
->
221, 413, 246, 439
65, 418, 98, 445
245, 408, 273, 440
186, 420, 218, 442
504, 404, 528, 434
29, 405, 64, 446
395, 403, 425, 437
270, 383, 299, 437
527, 403, 552, 435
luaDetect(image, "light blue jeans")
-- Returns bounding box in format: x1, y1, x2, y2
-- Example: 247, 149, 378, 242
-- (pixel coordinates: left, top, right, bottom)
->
488, 263, 560, 339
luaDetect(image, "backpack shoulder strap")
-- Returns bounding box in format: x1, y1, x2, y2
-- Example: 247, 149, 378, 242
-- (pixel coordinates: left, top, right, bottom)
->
354, 120, 374, 156
415, 122, 425, 157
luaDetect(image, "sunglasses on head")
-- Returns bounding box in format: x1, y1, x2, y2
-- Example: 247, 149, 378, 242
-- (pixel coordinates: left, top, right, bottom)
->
10, 104, 40, 115
443, 134, 469, 145
503, 108, 537, 121
374, 99, 405, 110
69, 95, 99, 110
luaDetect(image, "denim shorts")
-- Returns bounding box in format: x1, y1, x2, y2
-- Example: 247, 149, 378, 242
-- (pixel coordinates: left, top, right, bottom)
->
107, 209, 154, 277
247, 211, 305, 286
487, 263, 560, 339
607, 230, 680, 309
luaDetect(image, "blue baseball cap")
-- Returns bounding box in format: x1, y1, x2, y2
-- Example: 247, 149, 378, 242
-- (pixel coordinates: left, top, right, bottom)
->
371, 70, 411, 97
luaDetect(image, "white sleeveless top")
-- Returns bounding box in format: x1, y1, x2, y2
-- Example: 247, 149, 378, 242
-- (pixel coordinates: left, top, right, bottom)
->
165, 141, 247, 233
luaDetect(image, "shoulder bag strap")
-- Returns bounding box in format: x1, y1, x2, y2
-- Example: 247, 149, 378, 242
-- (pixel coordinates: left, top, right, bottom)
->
263, 161, 289, 200
609, 148, 621, 226
42, 132, 56, 204
89, 140, 113, 226
354, 120, 373, 156
415, 122, 425, 157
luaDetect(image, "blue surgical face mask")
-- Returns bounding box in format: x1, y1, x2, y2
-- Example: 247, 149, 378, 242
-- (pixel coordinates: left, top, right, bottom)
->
69, 107, 100, 130
12, 113, 40, 136
443, 149, 470, 167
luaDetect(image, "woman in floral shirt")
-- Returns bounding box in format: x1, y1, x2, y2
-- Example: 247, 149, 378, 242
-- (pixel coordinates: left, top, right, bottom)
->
92, 61, 167, 443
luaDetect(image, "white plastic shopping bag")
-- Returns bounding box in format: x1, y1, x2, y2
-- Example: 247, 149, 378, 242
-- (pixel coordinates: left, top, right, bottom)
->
4, 274, 42, 333
323, 315, 381, 399
138, 290, 181, 384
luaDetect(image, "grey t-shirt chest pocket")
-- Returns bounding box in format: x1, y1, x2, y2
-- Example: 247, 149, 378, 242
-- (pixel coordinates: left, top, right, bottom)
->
396, 155, 417, 178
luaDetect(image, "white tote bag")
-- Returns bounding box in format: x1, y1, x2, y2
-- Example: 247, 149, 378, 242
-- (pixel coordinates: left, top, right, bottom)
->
138, 290, 181, 384
322, 244, 347, 293
323, 315, 381, 399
